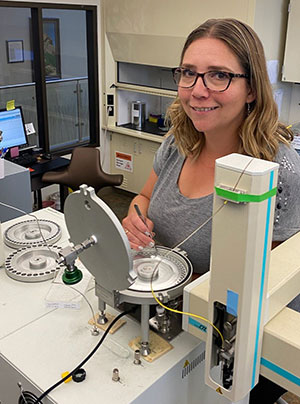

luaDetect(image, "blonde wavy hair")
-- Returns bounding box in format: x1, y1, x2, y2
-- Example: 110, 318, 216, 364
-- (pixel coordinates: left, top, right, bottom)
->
166, 18, 292, 161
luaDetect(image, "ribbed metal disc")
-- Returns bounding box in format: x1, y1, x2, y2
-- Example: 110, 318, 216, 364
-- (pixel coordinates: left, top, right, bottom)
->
5, 245, 63, 282
4, 219, 62, 249
128, 246, 192, 293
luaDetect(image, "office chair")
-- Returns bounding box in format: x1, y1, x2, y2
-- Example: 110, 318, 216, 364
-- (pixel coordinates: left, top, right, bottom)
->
42, 147, 123, 210
276, 398, 288, 404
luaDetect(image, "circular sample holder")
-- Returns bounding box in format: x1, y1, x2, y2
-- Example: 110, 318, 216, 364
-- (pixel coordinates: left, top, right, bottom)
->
5, 245, 63, 282
4, 219, 62, 249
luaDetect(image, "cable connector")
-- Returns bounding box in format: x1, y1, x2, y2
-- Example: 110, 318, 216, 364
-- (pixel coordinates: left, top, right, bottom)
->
107, 106, 114, 116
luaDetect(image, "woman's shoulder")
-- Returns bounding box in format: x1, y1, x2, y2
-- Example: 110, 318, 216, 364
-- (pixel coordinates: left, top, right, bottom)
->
273, 142, 300, 241
276, 142, 300, 167
156, 134, 178, 161
275, 142, 300, 186
153, 134, 181, 175
161, 133, 176, 149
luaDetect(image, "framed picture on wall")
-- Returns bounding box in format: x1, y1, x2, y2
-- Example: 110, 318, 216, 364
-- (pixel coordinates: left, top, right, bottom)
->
6, 40, 24, 63
43, 18, 61, 80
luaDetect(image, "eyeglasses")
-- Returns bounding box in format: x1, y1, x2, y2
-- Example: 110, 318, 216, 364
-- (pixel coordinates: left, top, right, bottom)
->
172, 67, 249, 92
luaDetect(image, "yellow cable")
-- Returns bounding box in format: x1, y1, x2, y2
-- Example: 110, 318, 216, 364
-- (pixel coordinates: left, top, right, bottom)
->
150, 277, 225, 348
147, 160, 256, 350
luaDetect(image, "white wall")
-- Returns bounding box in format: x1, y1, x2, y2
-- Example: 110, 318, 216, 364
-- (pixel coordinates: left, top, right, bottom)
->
0, 7, 33, 85
254, 0, 293, 124
0, 7, 89, 84
43, 9, 88, 79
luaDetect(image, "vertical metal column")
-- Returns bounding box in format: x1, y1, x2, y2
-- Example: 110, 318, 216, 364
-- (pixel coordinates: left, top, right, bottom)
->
140, 304, 151, 356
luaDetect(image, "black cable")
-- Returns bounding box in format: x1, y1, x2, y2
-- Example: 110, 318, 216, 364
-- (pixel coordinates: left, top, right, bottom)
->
34, 307, 137, 404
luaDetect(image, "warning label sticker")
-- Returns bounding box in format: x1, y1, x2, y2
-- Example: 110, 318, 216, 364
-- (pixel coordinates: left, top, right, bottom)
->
115, 151, 133, 172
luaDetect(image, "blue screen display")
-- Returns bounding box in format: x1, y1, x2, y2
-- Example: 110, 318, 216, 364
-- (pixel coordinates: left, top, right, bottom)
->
0, 107, 27, 149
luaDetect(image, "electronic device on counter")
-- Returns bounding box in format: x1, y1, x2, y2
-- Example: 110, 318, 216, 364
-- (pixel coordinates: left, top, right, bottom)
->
10, 153, 38, 167
0, 107, 28, 150
0, 107, 40, 167
131, 100, 146, 129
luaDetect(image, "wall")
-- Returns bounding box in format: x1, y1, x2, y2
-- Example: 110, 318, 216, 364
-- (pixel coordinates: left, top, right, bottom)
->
0, 7, 33, 85
0, 7, 88, 85
253, 0, 292, 123
43, 9, 88, 79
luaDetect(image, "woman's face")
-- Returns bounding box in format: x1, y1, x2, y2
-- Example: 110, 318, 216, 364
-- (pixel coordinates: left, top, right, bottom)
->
178, 37, 255, 139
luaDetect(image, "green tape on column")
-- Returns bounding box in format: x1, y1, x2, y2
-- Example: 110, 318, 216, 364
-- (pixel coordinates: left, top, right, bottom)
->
215, 186, 277, 203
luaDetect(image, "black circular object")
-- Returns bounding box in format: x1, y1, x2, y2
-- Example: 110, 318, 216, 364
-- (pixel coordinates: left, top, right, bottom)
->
18, 391, 40, 404
72, 368, 86, 383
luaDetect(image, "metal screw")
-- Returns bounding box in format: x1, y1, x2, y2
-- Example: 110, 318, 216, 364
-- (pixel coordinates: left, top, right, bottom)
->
133, 349, 141, 365
91, 326, 100, 336
223, 321, 233, 333
112, 368, 120, 382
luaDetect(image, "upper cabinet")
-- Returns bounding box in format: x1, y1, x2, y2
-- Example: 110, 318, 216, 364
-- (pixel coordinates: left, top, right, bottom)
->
104, 0, 256, 68
282, 0, 300, 83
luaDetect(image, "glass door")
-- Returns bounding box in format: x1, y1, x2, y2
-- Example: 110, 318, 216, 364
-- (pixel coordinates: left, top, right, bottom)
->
0, 2, 99, 155
42, 9, 90, 151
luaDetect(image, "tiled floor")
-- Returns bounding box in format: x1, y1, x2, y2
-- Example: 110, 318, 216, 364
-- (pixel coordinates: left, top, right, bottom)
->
97, 187, 300, 404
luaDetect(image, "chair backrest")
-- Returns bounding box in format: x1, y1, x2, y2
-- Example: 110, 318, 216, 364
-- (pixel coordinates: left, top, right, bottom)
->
66, 147, 121, 192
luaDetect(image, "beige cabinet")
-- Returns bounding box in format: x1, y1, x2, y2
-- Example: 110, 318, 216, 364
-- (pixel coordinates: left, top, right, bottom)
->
282, 0, 300, 83
110, 132, 161, 194
104, 0, 257, 68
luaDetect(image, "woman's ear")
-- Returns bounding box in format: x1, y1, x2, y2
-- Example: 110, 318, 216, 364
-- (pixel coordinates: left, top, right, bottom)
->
246, 87, 256, 104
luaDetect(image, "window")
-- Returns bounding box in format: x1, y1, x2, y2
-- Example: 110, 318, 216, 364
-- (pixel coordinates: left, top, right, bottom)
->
0, 1, 99, 154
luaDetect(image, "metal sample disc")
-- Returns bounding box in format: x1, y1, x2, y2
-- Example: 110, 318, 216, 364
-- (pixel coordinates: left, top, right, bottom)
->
129, 246, 192, 293
5, 245, 63, 282
64, 186, 134, 294
63, 186, 192, 307
4, 219, 62, 249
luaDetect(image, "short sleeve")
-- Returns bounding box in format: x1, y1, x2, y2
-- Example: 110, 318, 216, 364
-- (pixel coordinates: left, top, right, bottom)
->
273, 144, 300, 241
153, 135, 176, 176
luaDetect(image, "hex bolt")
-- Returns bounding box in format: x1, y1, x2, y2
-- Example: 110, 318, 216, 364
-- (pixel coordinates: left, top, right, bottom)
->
112, 368, 120, 382
134, 349, 141, 365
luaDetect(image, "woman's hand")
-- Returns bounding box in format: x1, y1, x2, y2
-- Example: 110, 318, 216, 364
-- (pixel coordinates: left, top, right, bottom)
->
122, 212, 154, 250
122, 169, 158, 250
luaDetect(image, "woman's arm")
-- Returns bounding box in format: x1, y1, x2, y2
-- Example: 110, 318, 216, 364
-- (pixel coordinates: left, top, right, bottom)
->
122, 169, 158, 250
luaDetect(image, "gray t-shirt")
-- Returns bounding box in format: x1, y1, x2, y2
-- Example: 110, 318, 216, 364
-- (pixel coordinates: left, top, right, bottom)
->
148, 135, 300, 309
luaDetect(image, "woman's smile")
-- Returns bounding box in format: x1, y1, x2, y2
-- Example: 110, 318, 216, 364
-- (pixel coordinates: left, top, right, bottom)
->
190, 105, 219, 113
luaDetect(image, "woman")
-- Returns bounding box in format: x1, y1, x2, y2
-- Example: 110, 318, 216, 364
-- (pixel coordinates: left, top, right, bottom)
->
122, 18, 300, 402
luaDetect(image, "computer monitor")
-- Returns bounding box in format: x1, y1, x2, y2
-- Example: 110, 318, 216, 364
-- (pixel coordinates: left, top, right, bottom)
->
0, 107, 28, 150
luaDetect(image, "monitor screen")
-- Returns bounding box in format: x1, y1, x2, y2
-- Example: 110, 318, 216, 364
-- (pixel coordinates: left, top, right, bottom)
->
0, 107, 28, 150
